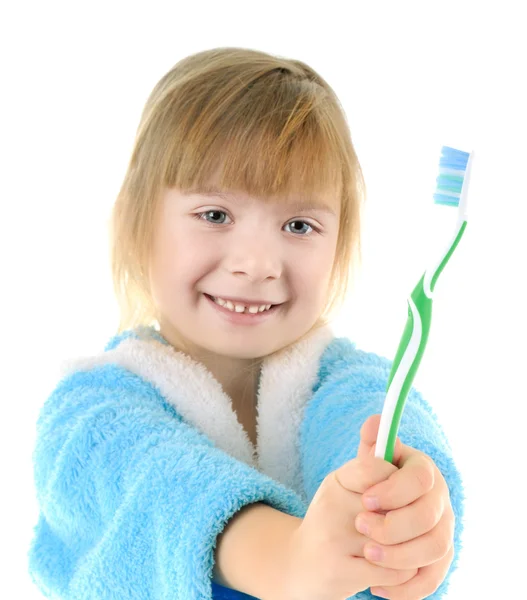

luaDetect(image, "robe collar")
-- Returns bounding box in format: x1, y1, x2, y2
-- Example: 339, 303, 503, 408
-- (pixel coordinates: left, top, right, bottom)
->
61, 324, 335, 497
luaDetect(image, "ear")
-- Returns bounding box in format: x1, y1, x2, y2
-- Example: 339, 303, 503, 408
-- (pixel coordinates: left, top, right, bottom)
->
357, 414, 403, 465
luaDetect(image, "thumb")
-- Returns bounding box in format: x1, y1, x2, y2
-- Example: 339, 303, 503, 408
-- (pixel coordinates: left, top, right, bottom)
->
358, 414, 403, 465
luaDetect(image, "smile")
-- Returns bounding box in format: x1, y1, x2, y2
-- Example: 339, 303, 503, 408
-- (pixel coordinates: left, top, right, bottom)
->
203, 293, 282, 324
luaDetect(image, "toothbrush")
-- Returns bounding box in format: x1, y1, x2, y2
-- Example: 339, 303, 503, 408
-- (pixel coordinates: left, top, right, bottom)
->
375, 145, 474, 463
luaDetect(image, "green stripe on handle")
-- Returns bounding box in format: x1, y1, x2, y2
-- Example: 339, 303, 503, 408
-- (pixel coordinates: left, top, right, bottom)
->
381, 219, 468, 463
383, 277, 431, 463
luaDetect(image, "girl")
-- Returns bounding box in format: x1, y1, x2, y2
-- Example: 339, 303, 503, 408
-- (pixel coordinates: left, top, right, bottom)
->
28, 48, 464, 599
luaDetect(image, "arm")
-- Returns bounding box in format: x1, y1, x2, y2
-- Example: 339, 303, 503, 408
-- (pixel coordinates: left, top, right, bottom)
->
29, 365, 306, 600
213, 502, 301, 599
299, 341, 465, 598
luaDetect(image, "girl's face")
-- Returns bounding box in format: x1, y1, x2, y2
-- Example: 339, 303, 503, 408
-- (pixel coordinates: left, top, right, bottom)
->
149, 182, 341, 360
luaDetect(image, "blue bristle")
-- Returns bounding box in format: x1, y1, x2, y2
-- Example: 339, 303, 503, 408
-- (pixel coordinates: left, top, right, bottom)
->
433, 145, 470, 206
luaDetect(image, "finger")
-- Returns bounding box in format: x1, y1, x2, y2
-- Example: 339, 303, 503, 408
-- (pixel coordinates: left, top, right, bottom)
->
370, 545, 454, 600
356, 488, 445, 545
348, 556, 418, 590
363, 509, 455, 570
357, 414, 380, 459
362, 451, 435, 511
335, 455, 398, 496
358, 414, 403, 464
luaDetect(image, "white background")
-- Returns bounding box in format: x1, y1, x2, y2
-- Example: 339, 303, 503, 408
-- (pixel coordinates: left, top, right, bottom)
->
2, 1, 526, 597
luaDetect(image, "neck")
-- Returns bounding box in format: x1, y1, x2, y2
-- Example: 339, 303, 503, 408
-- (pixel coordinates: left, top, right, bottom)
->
207, 353, 261, 410
158, 321, 262, 409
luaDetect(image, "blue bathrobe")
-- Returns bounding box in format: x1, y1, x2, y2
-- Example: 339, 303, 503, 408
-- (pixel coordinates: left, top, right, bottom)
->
28, 324, 465, 599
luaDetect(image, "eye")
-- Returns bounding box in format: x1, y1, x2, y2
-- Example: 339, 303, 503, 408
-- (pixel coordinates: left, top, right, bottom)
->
194, 211, 319, 236
195, 210, 232, 225
285, 220, 315, 236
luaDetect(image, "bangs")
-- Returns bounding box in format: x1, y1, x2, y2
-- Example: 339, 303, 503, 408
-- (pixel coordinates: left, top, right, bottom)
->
159, 69, 344, 207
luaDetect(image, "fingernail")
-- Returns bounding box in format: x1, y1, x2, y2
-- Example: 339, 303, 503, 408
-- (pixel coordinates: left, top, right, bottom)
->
365, 544, 384, 562
356, 518, 370, 535
364, 495, 380, 510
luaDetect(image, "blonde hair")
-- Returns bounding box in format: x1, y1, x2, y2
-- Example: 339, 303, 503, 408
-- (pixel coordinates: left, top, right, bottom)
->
108, 47, 366, 342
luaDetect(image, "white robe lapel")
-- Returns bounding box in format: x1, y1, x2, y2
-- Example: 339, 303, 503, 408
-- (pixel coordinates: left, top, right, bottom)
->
60, 324, 335, 496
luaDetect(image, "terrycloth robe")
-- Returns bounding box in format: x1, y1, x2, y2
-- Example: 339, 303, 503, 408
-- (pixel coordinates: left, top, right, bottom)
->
28, 324, 465, 599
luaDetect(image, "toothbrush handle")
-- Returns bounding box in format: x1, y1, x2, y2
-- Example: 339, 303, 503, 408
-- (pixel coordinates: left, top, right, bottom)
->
375, 218, 468, 463
375, 276, 432, 463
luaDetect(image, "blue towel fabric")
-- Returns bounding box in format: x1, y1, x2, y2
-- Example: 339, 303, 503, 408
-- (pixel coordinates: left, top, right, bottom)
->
28, 324, 465, 599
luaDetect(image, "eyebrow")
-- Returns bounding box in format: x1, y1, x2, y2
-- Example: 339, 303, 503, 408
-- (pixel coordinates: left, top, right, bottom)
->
187, 187, 337, 216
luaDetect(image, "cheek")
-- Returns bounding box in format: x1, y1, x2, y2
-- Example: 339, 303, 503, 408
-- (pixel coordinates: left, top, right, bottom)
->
300, 248, 334, 281
291, 261, 330, 303
151, 229, 216, 292
149, 229, 184, 297
299, 249, 335, 303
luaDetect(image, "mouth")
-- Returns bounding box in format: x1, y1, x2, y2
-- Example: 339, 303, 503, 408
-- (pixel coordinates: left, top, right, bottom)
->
205, 293, 280, 310
203, 293, 283, 321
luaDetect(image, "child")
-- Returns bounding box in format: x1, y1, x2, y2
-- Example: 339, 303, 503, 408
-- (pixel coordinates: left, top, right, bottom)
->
28, 47, 464, 599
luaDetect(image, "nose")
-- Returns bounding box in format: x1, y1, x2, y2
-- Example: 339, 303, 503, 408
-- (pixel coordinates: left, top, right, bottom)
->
226, 230, 282, 282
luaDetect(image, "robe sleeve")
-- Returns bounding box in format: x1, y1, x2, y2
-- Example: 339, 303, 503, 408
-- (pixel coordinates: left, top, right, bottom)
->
28, 364, 306, 600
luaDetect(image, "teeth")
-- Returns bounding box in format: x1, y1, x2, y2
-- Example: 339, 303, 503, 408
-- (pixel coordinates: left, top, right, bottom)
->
212, 296, 272, 314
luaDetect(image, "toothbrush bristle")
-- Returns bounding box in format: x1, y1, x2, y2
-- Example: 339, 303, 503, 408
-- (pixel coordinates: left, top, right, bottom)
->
433, 146, 470, 207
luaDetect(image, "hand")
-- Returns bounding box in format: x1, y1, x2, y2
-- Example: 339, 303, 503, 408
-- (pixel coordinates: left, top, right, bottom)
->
282, 424, 417, 600
355, 415, 455, 599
